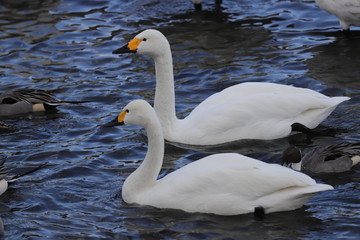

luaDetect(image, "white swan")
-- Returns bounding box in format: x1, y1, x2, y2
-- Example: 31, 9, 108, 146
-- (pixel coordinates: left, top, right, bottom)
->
315, 0, 360, 35
106, 99, 333, 216
113, 29, 349, 146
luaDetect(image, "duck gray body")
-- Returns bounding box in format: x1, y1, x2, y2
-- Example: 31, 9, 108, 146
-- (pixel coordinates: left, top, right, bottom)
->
283, 143, 360, 175
0, 89, 70, 116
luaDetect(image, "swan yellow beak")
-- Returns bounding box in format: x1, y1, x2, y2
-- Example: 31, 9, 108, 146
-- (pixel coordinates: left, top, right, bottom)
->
117, 110, 127, 124
104, 110, 127, 127
112, 38, 143, 54
128, 38, 142, 51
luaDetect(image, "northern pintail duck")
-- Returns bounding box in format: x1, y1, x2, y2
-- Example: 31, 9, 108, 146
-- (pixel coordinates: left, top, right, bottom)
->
0, 159, 47, 196
0, 89, 74, 116
283, 143, 360, 175
315, 0, 360, 36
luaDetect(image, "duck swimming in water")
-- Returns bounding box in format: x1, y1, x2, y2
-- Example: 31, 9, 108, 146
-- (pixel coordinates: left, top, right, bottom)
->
0, 159, 47, 196
0, 89, 78, 116
283, 143, 360, 175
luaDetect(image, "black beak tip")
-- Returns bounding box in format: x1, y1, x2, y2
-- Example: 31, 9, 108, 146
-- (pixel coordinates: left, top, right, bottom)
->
112, 48, 125, 54
112, 48, 124, 54
112, 44, 136, 54
104, 117, 124, 127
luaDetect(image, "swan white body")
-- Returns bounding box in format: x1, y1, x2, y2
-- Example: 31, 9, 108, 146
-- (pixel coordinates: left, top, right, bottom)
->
315, 0, 360, 31
113, 29, 349, 145
112, 99, 333, 215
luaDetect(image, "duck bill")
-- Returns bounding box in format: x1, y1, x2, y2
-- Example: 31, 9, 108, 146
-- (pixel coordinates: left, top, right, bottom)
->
104, 116, 124, 127
112, 43, 136, 54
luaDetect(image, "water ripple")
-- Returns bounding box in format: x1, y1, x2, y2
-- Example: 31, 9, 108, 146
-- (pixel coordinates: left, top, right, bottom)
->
0, 0, 359, 239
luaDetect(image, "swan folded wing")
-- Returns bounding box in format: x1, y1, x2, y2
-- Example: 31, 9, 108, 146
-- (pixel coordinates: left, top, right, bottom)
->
190, 82, 335, 107
147, 154, 322, 215
183, 91, 347, 141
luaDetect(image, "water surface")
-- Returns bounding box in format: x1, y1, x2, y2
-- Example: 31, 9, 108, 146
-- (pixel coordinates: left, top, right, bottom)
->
0, 0, 359, 239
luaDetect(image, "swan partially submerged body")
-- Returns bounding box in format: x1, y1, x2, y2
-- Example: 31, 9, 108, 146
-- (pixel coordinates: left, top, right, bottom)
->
106, 99, 333, 216
315, 0, 360, 35
113, 29, 349, 146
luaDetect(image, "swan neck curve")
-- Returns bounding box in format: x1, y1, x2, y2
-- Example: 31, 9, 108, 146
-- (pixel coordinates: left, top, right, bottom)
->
122, 117, 164, 200
153, 47, 177, 125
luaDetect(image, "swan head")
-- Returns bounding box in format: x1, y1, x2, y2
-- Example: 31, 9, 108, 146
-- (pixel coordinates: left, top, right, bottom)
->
282, 146, 302, 171
112, 29, 170, 58
104, 99, 157, 128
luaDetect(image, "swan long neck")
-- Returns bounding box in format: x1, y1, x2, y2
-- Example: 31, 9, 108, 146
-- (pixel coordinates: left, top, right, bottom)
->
153, 47, 177, 126
123, 118, 164, 194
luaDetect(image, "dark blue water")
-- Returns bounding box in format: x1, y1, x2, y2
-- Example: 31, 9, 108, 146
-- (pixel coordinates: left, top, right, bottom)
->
0, 0, 359, 239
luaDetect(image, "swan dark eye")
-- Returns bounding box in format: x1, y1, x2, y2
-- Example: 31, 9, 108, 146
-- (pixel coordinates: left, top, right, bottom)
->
143, 38, 147, 41
126, 109, 129, 113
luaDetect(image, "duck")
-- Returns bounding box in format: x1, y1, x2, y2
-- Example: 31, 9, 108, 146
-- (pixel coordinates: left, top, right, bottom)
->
0, 88, 75, 116
315, 0, 360, 36
105, 99, 333, 216
0, 159, 47, 196
283, 143, 360, 175
112, 29, 349, 146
